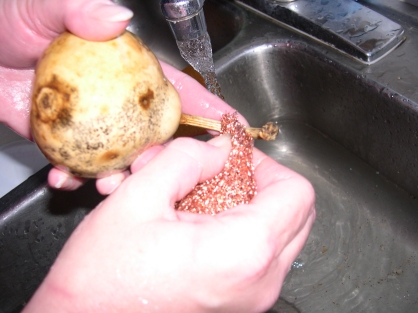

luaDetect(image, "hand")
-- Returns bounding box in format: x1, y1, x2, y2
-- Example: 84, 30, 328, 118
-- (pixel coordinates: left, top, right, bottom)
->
22, 135, 316, 313
0, 0, 239, 194
0, 0, 132, 135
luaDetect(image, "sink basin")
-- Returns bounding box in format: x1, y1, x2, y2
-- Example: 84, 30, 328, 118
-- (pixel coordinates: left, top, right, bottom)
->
217, 40, 418, 313
1, 0, 418, 312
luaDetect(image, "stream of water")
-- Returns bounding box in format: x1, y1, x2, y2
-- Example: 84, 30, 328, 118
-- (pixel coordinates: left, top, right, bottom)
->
176, 33, 224, 99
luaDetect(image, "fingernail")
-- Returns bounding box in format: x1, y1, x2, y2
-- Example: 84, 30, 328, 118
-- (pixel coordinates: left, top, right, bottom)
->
54, 175, 68, 189
105, 180, 120, 195
207, 134, 231, 148
103, 172, 129, 195
51, 170, 85, 190
91, 3, 134, 22
130, 145, 165, 174
54, 176, 80, 190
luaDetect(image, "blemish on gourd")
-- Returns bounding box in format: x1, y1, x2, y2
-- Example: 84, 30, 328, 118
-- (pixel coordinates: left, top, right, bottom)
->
100, 150, 120, 163
139, 88, 154, 110
33, 75, 76, 128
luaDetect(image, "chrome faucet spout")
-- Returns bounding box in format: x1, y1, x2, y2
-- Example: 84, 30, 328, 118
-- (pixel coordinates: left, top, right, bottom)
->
160, 0, 207, 41
237, 0, 405, 64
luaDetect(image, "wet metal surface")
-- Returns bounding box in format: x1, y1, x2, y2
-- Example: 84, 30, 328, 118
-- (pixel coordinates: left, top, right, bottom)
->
214, 5, 418, 309
237, 0, 405, 63
260, 122, 418, 312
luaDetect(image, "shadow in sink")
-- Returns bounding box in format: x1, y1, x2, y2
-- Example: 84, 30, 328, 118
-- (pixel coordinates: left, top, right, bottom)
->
217, 40, 418, 312
0, 166, 105, 312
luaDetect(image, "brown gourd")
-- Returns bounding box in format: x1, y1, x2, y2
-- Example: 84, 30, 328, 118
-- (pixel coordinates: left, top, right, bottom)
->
31, 31, 278, 179
31, 31, 181, 178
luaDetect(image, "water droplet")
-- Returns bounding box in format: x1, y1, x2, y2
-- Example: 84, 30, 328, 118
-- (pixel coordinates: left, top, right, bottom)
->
24, 220, 30, 234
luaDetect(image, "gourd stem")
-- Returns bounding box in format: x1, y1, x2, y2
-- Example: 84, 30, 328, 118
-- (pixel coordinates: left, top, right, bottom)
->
179, 113, 279, 141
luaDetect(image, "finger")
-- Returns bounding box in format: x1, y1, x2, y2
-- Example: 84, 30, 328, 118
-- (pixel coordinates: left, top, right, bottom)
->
276, 208, 316, 269
140, 135, 232, 199
106, 135, 232, 221
48, 167, 85, 190
95, 170, 130, 195
160, 62, 249, 126
0, 67, 33, 138
0, 0, 132, 68
248, 209, 316, 312
130, 145, 165, 174
261, 209, 316, 307
248, 148, 316, 250
95, 144, 165, 194
63, 0, 133, 40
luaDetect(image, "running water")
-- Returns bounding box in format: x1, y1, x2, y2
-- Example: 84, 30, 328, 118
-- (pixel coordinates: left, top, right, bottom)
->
176, 33, 224, 99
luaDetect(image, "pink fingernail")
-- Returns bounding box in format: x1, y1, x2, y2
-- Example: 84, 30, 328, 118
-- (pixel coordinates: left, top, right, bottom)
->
54, 175, 67, 189
105, 172, 129, 195
91, 3, 134, 22
54, 176, 75, 189
105, 180, 120, 195
207, 134, 231, 148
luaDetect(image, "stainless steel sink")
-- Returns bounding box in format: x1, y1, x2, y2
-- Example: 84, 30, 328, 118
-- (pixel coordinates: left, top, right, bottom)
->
1, 0, 418, 312
217, 39, 418, 313
213, 3, 418, 311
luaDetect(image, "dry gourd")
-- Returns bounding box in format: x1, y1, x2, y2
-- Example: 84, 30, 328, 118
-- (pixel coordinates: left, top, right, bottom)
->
31, 31, 181, 178
31, 31, 278, 179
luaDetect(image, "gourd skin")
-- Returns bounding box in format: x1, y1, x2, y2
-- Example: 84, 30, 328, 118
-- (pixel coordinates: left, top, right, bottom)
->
31, 31, 181, 178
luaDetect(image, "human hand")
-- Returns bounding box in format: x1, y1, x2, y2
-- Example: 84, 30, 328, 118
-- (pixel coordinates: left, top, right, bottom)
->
0, 0, 239, 194
0, 0, 132, 133
22, 135, 316, 313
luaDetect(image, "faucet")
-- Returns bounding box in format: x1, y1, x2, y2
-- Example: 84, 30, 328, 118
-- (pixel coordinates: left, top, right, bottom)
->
160, 0, 224, 98
236, 0, 405, 64
160, 0, 207, 42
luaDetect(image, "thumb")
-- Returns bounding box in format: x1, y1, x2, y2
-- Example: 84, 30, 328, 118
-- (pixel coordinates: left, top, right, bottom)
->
103, 136, 232, 222
0, 0, 132, 68
63, 0, 133, 41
